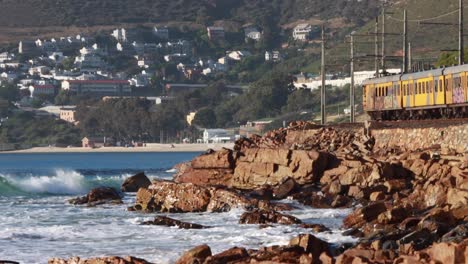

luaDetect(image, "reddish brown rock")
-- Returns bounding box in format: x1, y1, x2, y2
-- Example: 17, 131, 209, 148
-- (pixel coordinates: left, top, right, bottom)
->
426, 240, 467, 264
447, 188, 468, 209
48, 256, 152, 264
239, 209, 302, 225
175, 244, 212, 264
272, 177, 297, 199
343, 202, 387, 228
121, 172, 151, 192
174, 167, 234, 187
289, 234, 330, 262
69, 187, 122, 206
205, 247, 249, 263
191, 148, 236, 169
133, 181, 257, 213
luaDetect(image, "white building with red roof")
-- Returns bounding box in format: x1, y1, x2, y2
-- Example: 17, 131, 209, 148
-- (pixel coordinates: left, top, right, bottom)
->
61, 80, 131, 94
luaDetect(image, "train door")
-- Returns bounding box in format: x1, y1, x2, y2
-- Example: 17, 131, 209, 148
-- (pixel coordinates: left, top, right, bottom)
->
410, 80, 416, 107
397, 81, 402, 109
426, 79, 432, 106
454, 72, 467, 104
446, 74, 453, 104
434, 76, 444, 105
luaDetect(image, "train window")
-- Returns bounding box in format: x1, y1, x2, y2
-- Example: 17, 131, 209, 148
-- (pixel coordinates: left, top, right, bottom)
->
435, 81, 438, 93
440, 80, 443, 92
385, 86, 388, 96
445, 79, 449, 91
426, 81, 430, 93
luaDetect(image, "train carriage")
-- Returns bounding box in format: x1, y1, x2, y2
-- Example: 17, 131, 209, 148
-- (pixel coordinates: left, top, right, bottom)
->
444, 64, 468, 106
362, 65, 468, 120
363, 74, 401, 120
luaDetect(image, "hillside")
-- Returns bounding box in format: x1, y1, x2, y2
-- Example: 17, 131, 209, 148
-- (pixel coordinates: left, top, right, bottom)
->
0, 0, 380, 44
303, 0, 463, 72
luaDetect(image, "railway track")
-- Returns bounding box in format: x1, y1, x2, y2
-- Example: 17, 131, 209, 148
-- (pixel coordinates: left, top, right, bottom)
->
326, 118, 468, 130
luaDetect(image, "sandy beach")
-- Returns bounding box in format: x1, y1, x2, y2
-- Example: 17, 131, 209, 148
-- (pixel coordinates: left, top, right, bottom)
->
1, 143, 234, 154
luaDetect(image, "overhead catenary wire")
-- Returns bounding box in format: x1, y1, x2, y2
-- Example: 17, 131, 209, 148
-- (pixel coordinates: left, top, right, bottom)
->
387, 9, 459, 23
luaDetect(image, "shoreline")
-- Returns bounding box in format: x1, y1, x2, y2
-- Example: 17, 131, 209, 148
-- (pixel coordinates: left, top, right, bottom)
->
0, 143, 235, 154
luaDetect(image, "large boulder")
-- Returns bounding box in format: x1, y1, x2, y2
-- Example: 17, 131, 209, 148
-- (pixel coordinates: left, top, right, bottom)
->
289, 234, 331, 262
175, 244, 212, 264
239, 209, 302, 225
141, 216, 206, 229
173, 149, 237, 187
48, 256, 152, 264
132, 180, 258, 213
343, 202, 388, 228
69, 187, 122, 206
191, 148, 237, 169
232, 148, 329, 189
121, 172, 151, 192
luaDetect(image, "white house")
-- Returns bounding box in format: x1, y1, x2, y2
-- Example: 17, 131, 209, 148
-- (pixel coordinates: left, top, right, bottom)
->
0, 72, 18, 82
244, 26, 262, 41
265, 51, 282, 62
293, 24, 313, 41
0, 52, 14, 63
227, 51, 252, 61
48, 52, 65, 63
75, 54, 104, 71
111, 28, 128, 42
203, 129, 233, 143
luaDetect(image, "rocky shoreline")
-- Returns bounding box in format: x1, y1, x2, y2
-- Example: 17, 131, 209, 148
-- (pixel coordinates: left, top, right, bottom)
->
48, 121, 467, 264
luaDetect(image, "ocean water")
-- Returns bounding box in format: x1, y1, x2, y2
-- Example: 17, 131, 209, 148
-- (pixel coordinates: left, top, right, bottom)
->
0, 152, 356, 263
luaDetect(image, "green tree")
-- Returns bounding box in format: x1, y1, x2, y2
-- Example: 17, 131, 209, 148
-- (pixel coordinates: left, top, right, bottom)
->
192, 107, 217, 128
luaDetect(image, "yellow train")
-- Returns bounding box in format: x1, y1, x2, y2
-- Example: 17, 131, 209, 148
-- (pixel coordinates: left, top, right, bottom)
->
362, 65, 468, 120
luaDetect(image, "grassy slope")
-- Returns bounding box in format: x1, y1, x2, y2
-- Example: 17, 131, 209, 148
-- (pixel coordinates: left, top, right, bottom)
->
302, 0, 461, 73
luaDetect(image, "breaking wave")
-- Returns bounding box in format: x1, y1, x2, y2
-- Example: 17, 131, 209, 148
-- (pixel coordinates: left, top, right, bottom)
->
0, 169, 127, 196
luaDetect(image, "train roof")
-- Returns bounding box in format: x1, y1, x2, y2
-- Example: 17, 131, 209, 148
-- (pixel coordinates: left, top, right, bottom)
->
443, 64, 468, 74
401, 68, 444, 80
362, 74, 401, 85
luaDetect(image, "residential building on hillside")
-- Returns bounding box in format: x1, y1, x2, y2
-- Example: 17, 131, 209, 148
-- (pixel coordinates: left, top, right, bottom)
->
0, 52, 14, 62
29, 84, 56, 98
265, 51, 282, 62
244, 26, 262, 41
61, 80, 131, 94
207, 27, 225, 41
154, 27, 169, 40
227, 51, 252, 61
293, 24, 313, 41
203, 129, 234, 143
59, 106, 77, 123
19, 41, 38, 54
111, 28, 128, 42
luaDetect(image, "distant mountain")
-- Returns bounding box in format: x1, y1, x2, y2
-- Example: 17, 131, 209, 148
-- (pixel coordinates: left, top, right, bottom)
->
0, 0, 380, 28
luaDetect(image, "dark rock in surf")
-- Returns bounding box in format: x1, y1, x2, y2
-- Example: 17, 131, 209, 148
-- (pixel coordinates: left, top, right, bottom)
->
239, 209, 302, 225
69, 187, 122, 206
121, 172, 152, 192
141, 216, 206, 229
